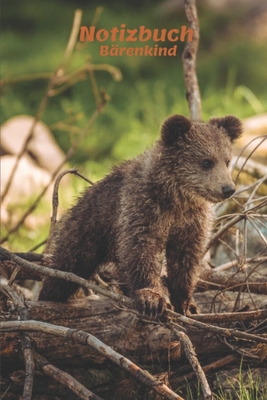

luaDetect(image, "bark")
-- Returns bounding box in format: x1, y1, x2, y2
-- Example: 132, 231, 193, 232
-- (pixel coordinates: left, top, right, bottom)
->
1, 288, 267, 399
182, 0, 202, 119
0, 297, 227, 373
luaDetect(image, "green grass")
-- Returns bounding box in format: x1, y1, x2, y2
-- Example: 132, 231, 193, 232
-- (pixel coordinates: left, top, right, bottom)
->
179, 364, 267, 400
1, 0, 267, 250
215, 366, 267, 400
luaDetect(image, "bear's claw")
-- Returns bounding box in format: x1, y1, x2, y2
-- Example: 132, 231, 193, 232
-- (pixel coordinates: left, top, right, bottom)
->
134, 288, 167, 319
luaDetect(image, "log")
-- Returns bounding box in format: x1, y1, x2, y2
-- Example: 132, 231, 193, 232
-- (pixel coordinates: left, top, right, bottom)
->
0, 295, 234, 399
1, 248, 266, 398
0, 296, 227, 373
1, 290, 267, 399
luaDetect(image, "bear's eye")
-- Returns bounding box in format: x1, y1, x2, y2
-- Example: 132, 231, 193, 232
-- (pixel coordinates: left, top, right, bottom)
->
226, 160, 231, 168
202, 159, 214, 169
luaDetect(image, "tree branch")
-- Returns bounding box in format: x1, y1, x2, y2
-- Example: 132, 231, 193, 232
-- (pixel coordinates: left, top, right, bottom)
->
171, 325, 213, 400
0, 246, 130, 305
34, 352, 103, 400
168, 310, 267, 344
0, 94, 107, 245
0, 10, 82, 203
44, 167, 94, 254
0, 320, 183, 400
182, 0, 202, 119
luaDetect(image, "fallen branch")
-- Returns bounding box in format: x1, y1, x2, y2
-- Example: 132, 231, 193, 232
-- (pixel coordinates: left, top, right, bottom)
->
2, 283, 35, 400
0, 246, 130, 305
191, 308, 267, 323
2, 246, 267, 346
174, 355, 237, 384
171, 325, 213, 400
21, 335, 35, 400
198, 269, 267, 295
34, 352, 103, 400
2, 295, 266, 397
0, 320, 183, 400
168, 310, 267, 344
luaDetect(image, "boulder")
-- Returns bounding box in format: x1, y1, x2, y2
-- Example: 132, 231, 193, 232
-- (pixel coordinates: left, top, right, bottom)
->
0, 115, 66, 174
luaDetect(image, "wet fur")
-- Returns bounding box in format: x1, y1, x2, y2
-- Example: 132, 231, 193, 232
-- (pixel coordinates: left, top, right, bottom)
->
39, 115, 242, 317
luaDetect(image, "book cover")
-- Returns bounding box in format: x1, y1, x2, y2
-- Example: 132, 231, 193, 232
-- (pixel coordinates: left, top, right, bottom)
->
1, 1, 267, 399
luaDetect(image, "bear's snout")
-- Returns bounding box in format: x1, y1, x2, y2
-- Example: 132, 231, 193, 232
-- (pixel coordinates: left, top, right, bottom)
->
222, 185, 235, 198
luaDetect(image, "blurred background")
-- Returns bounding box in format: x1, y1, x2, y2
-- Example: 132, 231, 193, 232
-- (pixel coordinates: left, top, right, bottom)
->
1, 0, 267, 250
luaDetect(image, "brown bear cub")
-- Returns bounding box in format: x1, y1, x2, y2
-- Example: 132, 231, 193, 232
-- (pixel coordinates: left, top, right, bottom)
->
39, 114, 242, 318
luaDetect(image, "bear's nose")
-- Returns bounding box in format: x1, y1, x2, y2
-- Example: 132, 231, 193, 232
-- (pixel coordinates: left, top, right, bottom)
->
222, 185, 235, 198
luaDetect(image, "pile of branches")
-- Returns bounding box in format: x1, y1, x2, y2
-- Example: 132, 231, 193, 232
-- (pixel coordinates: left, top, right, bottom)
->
1, 143, 266, 399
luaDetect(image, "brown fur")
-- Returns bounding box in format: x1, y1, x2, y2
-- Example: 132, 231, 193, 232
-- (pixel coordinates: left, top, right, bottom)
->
39, 114, 242, 317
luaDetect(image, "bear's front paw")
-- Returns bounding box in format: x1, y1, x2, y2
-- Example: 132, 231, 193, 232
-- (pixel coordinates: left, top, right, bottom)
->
134, 288, 167, 319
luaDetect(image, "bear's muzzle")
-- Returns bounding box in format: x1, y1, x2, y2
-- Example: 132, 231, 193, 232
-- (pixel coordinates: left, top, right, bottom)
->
222, 185, 235, 198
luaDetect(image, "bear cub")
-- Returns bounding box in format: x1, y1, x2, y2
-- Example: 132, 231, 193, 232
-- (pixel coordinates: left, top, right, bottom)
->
39, 114, 242, 318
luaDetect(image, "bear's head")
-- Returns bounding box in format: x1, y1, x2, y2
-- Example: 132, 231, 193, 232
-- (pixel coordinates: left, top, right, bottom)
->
159, 114, 243, 203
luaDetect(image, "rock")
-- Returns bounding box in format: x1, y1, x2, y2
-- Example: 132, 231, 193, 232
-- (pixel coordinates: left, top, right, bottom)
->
1, 155, 51, 197
0, 155, 51, 224
234, 114, 267, 164
0, 115, 68, 225
243, 114, 267, 134
0, 115, 66, 174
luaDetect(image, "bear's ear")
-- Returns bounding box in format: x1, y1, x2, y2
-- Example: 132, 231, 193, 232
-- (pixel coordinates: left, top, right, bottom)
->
161, 115, 192, 145
209, 115, 242, 142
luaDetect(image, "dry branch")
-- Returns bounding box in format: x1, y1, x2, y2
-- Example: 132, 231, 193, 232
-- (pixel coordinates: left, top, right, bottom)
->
175, 355, 237, 385
0, 7, 115, 246
44, 167, 94, 254
168, 310, 267, 345
182, 0, 202, 119
199, 269, 267, 295
1, 291, 266, 397
1, 296, 263, 369
1, 284, 36, 400
0, 246, 130, 305
0, 94, 107, 245
34, 352, 103, 400
213, 256, 267, 272
0, 10, 82, 203
191, 308, 267, 324
1, 246, 267, 347
0, 319, 183, 400
171, 326, 213, 400
21, 335, 35, 400
0, 252, 51, 282
233, 155, 267, 179
0, 63, 122, 90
